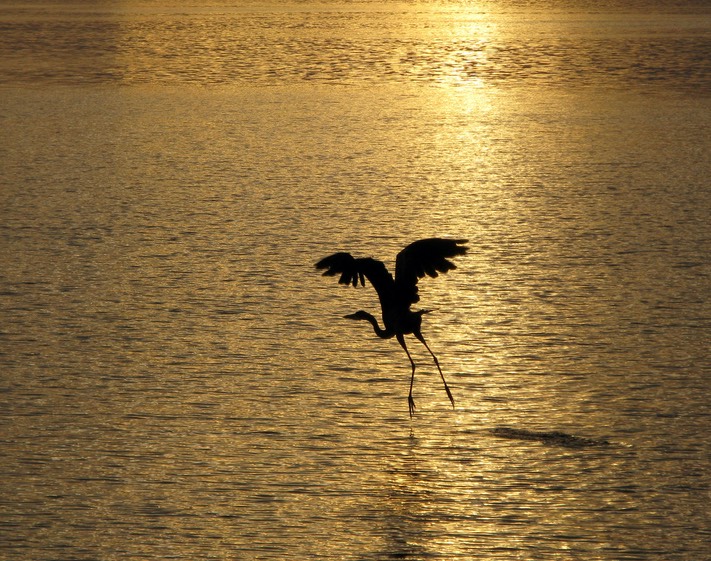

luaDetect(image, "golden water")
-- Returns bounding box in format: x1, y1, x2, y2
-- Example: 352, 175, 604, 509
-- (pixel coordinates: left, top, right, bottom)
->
1, 1, 710, 559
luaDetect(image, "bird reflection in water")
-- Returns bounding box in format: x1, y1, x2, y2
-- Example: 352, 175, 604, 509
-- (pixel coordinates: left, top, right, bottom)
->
316, 238, 468, 417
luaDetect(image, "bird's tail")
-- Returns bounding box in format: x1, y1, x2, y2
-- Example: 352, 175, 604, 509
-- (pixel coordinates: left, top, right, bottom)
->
419, 309, 436, 315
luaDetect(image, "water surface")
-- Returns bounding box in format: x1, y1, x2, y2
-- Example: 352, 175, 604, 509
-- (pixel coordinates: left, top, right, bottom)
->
1, 1, 710, 559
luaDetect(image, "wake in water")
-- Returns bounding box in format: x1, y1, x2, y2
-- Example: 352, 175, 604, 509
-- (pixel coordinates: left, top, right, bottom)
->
491, 427, 611, 448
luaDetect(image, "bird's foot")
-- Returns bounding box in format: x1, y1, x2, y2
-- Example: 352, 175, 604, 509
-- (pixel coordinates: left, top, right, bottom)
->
408, 395, 416, 418
445, 386, 455, 410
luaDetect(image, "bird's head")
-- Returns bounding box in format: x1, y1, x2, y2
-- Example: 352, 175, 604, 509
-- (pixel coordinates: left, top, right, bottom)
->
343, 310, 371, 321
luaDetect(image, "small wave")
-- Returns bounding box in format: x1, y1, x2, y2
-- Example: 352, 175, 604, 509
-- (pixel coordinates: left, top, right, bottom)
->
491, 427, 611, 448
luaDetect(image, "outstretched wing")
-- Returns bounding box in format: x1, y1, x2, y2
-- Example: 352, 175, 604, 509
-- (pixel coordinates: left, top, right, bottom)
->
394, 238, 468, 304
315, 252, 396, 302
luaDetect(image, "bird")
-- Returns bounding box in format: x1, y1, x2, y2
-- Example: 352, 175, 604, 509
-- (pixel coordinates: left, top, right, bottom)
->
315, 238, 468, 417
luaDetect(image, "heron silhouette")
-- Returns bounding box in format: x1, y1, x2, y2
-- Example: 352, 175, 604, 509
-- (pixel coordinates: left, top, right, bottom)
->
315, 238, 468, 417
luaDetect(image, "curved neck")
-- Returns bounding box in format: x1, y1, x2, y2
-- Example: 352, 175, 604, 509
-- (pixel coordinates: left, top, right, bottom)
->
360, 312, 394, 339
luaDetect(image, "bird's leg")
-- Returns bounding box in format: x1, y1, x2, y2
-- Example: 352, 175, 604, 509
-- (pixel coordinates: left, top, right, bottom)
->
397, 334, 417, 418
415, 332, 455, 410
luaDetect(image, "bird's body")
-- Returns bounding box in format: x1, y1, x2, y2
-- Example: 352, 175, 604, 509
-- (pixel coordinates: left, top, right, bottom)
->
315, 238, 468, 417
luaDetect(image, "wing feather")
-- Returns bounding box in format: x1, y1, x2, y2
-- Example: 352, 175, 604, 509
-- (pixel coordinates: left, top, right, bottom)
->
315, 252, 395, 300
394, 238, 468, 304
